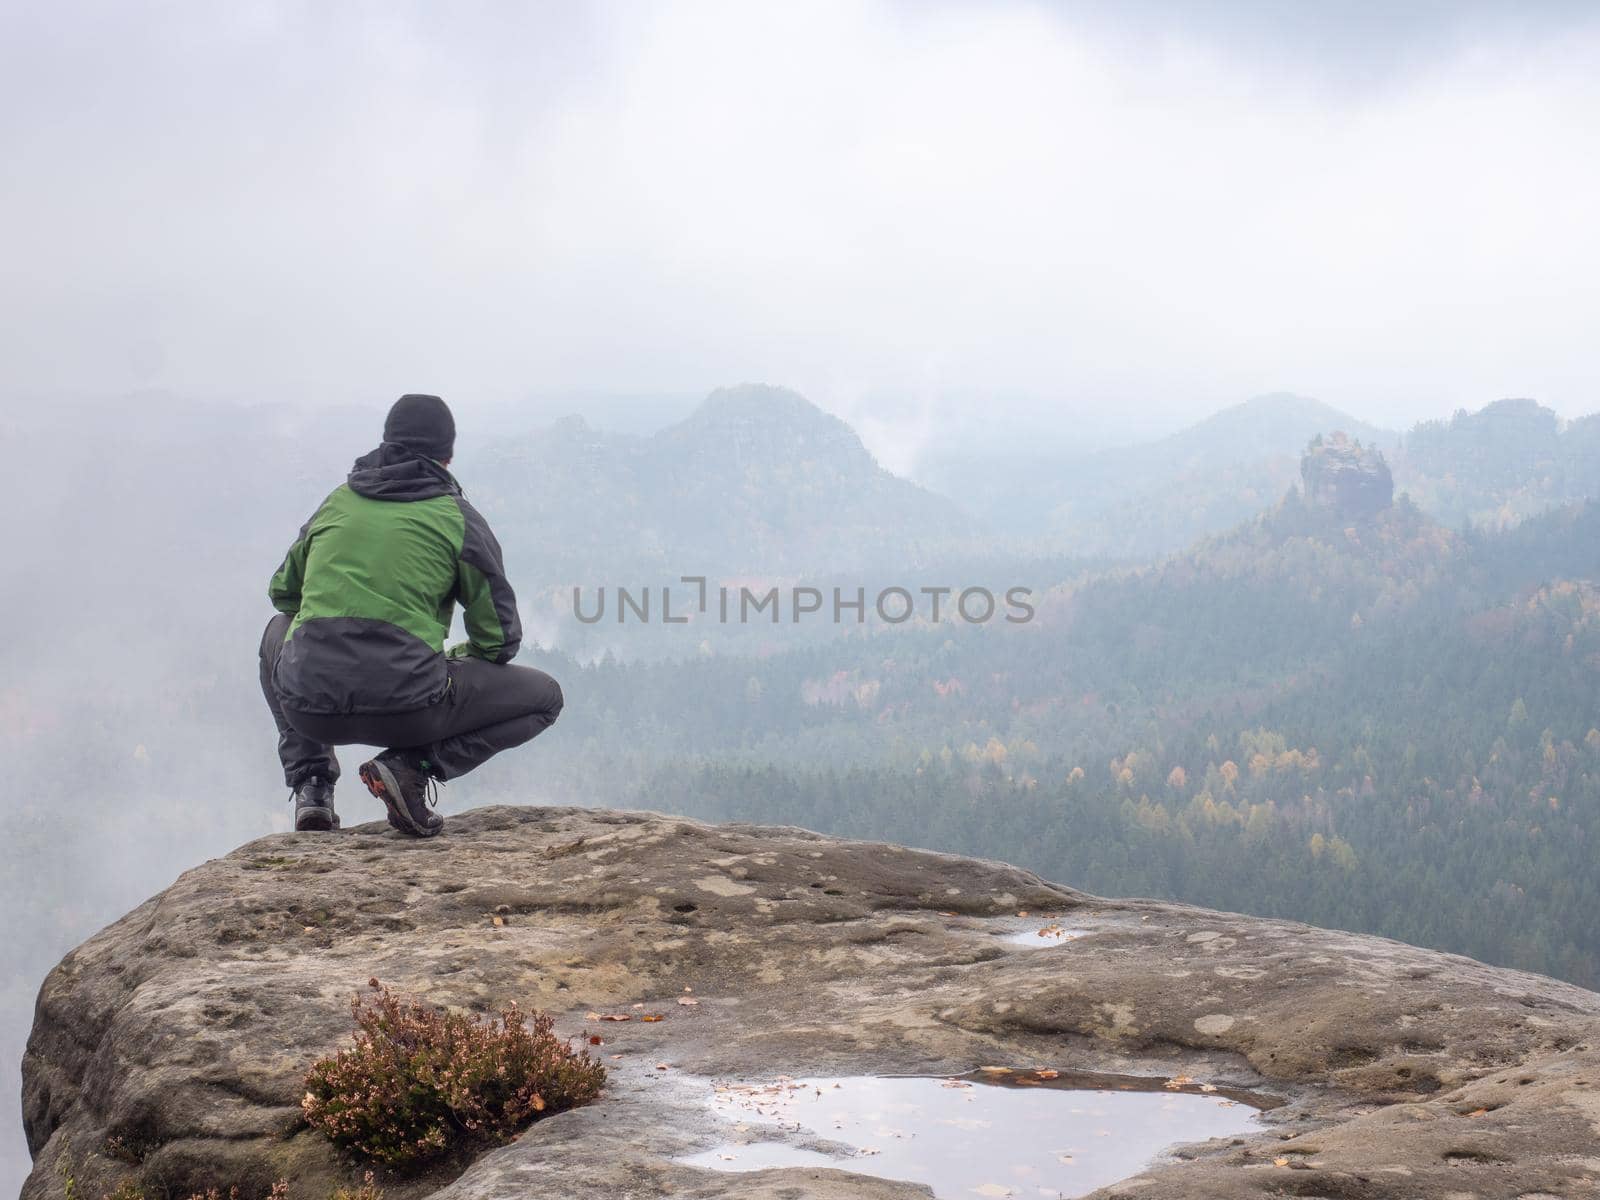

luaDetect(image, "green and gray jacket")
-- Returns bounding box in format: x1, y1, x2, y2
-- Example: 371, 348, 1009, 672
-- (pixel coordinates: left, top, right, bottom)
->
268, 443, 522, 715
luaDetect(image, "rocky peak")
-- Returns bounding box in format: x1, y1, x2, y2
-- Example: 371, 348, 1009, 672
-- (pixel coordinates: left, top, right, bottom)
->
1301, 432, 1394, 520
21, 806, 1600, 1200
664, 384, 872, 469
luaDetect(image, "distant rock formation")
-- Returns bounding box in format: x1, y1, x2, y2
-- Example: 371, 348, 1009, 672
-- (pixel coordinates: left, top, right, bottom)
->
21, 806, 1600, 1200
1301, 432, 1394, 519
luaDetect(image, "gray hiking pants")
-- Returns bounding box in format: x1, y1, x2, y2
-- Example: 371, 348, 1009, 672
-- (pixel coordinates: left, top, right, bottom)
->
259, 613, 563, 787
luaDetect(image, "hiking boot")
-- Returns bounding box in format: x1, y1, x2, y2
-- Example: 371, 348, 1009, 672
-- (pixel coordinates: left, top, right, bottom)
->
292, 777, 340, 832
358, 751, 444, 838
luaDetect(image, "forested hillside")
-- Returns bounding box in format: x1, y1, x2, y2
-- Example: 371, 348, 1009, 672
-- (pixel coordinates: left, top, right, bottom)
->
6, 391, 1600, 1085
479, 383, 972, 578
918, 393, 1600, 558
520, 495, 1600, 986
1395, 398, 1600, 529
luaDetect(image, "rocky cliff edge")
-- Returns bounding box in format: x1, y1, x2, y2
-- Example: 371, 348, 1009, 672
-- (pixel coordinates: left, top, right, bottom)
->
21, 806, 1600, 1200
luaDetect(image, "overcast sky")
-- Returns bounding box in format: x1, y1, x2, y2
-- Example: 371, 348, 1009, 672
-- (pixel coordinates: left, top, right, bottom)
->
3, 0, 1599, 452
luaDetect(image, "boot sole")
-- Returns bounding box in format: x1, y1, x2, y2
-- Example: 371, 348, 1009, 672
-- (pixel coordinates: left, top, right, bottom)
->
295, 810, 339, 832
358, 760, 440, 838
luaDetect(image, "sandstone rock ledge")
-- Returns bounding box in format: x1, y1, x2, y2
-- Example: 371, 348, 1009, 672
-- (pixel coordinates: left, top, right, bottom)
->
21, 806, 1600, 1200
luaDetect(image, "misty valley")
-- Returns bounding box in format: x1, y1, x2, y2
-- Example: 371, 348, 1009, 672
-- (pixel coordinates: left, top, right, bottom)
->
10, 386, 1599, 979
11, 5, 1600, 1195
6, 384, 1600, 1195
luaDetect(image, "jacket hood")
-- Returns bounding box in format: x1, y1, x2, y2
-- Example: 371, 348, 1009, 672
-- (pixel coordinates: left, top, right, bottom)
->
347, 443, 462, 501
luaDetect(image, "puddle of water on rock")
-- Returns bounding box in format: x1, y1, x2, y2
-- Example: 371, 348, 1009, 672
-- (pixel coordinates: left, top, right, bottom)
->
679, 1068, 1267, 1198
999, 923, 1089, 946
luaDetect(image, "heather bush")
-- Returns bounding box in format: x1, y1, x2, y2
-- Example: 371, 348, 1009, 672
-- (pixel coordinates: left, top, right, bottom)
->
301, 980, 605, 1171
53, 1141, 287, 1200
183, 1186, 288, 1200
328, 1173, 383, 1200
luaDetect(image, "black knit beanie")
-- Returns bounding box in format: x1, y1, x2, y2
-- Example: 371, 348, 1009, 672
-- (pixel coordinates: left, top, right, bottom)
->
383, 393, 455, 461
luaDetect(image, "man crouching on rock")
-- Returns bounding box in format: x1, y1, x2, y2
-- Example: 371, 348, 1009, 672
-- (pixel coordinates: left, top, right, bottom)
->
259, 393, 563, 836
